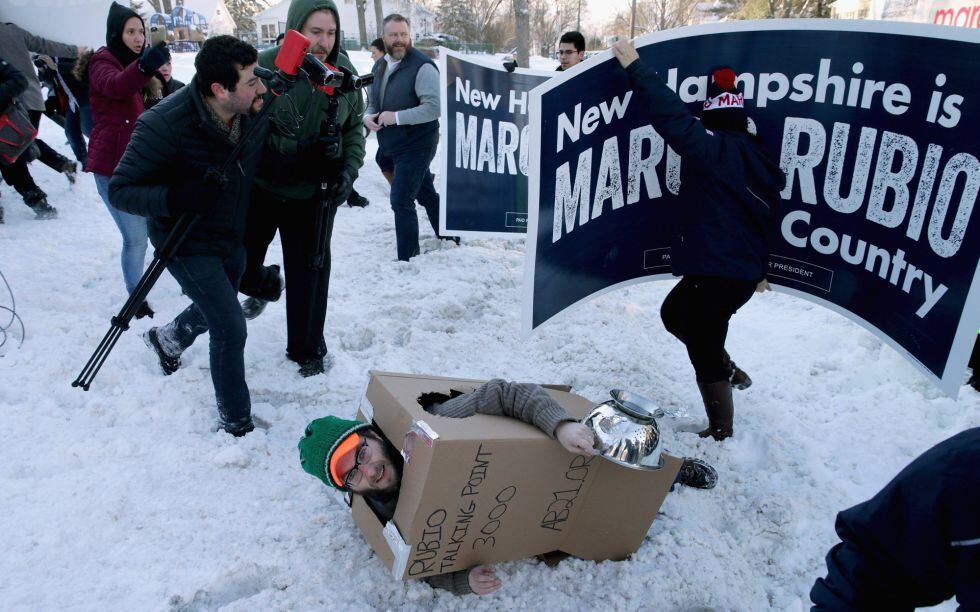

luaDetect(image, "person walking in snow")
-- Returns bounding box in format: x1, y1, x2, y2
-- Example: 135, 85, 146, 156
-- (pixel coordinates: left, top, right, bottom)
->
79, 2, 170, 319
237, 0, 366, 378
0, 22, 82, 218
611, 40, 785, 442
298, 379, 719, 595
811, 427, 980, 609
108, 35, 269, 437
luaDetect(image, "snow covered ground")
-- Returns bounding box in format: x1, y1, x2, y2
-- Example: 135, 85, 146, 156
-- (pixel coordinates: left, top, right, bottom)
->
0, 50, 977, 611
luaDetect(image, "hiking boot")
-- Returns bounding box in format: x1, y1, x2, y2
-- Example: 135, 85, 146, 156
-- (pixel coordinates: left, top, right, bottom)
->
697, 381, 734, 441
59, 159, 78, 185
23, 189, 57, 220
222, 418, 255, 437
134, 301, 154, 320
674, 458, 718, 490
241, 296, 269, 320
144, 327, 180, 375
347, 190, 369, 208
723, 349, 752, 390
297, 356, 325, 378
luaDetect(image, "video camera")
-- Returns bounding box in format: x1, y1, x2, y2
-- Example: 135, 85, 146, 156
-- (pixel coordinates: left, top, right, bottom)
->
254, 30, 374, 97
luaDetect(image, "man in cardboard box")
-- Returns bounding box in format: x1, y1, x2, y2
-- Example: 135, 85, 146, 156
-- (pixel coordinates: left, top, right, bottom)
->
299, 378, 717, 595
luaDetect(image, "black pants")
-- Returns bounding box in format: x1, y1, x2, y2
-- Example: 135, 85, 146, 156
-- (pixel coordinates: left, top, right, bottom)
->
241, 185, 337, 363
660, 275, 757, 383
0, 110, 69, 199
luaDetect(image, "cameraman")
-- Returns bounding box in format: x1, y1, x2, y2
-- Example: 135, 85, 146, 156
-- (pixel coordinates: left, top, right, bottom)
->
108, 36, 269, 437
239, 0, 366, 378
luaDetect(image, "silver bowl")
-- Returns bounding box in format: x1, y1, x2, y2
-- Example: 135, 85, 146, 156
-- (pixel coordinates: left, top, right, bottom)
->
582, 390, 665, 471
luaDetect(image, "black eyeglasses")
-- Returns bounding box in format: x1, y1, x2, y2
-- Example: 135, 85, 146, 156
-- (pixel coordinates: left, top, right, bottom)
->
342, 438, 371, 491
557, 50, 578, 56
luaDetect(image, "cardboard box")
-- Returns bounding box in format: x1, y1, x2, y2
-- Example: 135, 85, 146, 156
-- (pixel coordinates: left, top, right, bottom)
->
351, 371, 681, 580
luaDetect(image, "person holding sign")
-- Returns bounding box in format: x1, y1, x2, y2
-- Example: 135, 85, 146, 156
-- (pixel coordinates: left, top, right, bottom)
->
611, 40, 785, 442
298, 379, 718, 595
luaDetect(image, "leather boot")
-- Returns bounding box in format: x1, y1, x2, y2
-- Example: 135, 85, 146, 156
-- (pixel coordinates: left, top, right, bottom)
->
697, 381, 734, 441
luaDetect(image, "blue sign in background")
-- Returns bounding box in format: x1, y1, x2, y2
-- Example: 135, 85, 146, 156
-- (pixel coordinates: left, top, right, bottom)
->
528, 22, 980, 393
441, 53, 550, 236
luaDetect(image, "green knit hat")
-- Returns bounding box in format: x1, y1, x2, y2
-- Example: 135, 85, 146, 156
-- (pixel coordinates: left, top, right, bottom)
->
299, 416, 373, 489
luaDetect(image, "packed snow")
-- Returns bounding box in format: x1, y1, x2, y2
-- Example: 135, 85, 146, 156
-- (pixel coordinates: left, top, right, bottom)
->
0, 50, 976, 611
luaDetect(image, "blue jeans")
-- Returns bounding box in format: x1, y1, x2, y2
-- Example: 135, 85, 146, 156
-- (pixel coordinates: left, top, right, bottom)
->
162, 248, 251, 429
384, 145, 441, 261
95, 173, 148, 295
64, 103, 92, 165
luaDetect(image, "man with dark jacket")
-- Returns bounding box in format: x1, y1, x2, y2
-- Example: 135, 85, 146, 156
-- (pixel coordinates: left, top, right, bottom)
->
108, 36, 269, 437
237, 0, 366, 378
0, 22, 82, 216
811, 427, 980, 610
364, 13, 449, 261
611, 40, 785, 441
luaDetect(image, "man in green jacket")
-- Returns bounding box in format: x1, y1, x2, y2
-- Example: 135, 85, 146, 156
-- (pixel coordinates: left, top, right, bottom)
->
239, 0, 366, 377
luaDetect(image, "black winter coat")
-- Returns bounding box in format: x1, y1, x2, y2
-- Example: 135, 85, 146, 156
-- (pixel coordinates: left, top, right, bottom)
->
0, 56, 28, 114
109, 76, 268, 257
811, 427, 980, 610
625, 60, 784, 282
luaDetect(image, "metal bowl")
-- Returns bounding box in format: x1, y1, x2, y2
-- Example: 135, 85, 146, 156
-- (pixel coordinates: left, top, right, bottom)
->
582, 392, 665, 471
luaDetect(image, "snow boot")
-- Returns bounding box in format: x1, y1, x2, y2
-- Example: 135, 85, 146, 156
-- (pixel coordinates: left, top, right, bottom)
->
58, 158, 77, 185
697, 381, 734, 441
23, 189, 57, 220
723, 349, 752, 390
241, 264, 282, 320
674, 457, 718, 490
297, 356, 325, 378
134, 301, 154, 320
221, 417, 255, 437
144, 327, 180, 375
347, 189, 369, 208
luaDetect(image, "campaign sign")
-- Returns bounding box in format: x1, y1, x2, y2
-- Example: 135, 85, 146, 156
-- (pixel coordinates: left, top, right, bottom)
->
524, 20, 980, 396
439, 49, 552, 237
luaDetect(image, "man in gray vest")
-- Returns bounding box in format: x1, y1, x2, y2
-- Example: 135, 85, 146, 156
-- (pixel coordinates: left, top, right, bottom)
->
364, 14, 451, 261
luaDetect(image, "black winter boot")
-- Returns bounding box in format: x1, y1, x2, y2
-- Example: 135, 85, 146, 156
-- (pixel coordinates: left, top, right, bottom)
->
134, 301, 154, 320
144, 327, 180, 375
674, 457, 718, 489
697, 381, 734, 441
723, 349, 752, 390
23, 189, 57, 220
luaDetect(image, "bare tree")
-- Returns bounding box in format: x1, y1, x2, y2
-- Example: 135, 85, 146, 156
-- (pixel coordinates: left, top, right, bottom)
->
355, 0, 368, 47
513, 0, 529, 66
374, 0, 384, 37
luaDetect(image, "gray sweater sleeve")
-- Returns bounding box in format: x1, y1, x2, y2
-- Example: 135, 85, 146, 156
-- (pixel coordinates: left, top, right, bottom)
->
18, 24, 78, 59
424, 568, 473, 595
427, 379, 573, 437
395, 63, 440, 126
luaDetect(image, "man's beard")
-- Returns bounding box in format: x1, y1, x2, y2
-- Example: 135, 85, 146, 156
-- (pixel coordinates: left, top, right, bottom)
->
386, 40, 410, 60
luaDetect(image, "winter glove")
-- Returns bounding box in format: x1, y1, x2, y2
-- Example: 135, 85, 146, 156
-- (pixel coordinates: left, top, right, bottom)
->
326, 167, 355, 205
165, 170, 223, 217
138, 41, 170, 76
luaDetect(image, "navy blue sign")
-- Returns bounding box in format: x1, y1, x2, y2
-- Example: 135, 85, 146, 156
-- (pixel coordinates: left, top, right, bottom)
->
524, 20, 980, 395
439, 49, 551, 237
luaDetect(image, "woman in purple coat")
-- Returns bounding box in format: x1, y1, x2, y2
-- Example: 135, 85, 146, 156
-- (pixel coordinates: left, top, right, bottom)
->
80, 2, 168, 317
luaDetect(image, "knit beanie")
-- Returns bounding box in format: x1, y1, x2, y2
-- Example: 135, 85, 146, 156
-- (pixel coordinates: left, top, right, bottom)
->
106, 1, 144, 67
701, 65, 748, 133
299, 416, 373, 489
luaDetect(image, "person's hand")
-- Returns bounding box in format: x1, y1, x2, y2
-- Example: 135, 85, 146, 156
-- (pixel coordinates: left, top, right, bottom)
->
377, 110, 397, 127
299, 133, 340, 160
467, 565, 501, 596
555, 421, 596, 456
611, 40, 640, 69
363, 112, 381, 132
166, 172, 222, 217
755, 279, 771, 293
138, 41, 170, 76
327, 167, 355, 204
38, 55, 56, 69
